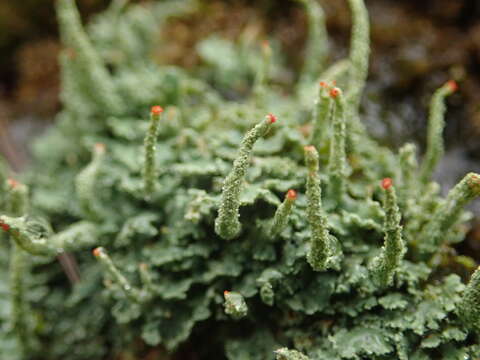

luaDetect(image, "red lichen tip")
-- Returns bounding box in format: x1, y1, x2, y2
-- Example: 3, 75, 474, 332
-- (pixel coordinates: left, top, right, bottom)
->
94, 143, 106, 154
304, 145, 316, 152
0, 221, 10, 232
7, 178, 19, 188
319, 81, 328, 88
92, 247, 102, 257
446, 80, 458, 93
286, 189, 297, 201
224, 290, 230, 296
381, 177, 393, 190
266, 113, 277, 124
329, 87, 341, 98
262, 40, 270, 49
331, 80, 337, 86
467, 173, 480, 194
150, 105, 164, 115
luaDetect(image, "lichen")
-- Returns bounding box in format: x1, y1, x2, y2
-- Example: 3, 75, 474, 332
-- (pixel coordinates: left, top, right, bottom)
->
0, 0, 479, 359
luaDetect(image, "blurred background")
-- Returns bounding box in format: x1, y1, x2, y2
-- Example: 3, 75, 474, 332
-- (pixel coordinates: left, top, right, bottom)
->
0, 0, 480, 248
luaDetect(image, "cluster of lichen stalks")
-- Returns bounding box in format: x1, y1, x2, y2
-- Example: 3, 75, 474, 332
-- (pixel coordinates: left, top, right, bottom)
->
1, 0, 480, 359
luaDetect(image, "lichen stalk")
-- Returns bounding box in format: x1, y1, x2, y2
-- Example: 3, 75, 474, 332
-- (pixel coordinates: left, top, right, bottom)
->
369, 178, 405, 287
458, 266, 480, 331
346, 0, 370, 115
139, 263, 154, 294
310, 81, 333, 148
0, 216, 56, 256
419, 80, 458, 183
143, 106, 164, 197
75, 143, 106, 220
398, 143, 418, 203
56, 0, 124, 114
420, 172, 480, 253
253, 40, 272, 104
6, 180, 31, 356
297, 0, 328, 86
328, 87, 347, 205
269, 189, 297, 239
215, 114, 277, 240
93, 247, 141, 302
304, 145, 341, 271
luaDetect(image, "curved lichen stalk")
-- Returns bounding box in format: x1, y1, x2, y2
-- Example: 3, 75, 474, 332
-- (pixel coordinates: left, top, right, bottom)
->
346, 0, 370, 115
56, 0, 124, 114
215, 114, 277, 240
419, 172, 480, 254
296, 0, 328, 86
419, 80, 458, 183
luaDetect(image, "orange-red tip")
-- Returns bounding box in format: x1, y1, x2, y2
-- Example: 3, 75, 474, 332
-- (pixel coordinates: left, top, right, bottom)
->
267, 113, 277, 124
286, 189, 297, 201
7, 178, 19, 188
94, 143, 106, 154
224, 290, 230, 296
381, 178, 393, 190
329, 87, 341, 98
0, 221, 10, 232
151, 105, 164, 115
92, 247, 102, 257
304, 145, 316, 152
446, 80, 458, 92
319, 81, 328, 88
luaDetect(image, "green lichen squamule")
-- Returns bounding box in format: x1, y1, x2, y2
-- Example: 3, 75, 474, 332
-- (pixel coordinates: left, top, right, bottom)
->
275, 348, 310, 360
0, 0, 480, 359
223, 291, 248, 320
